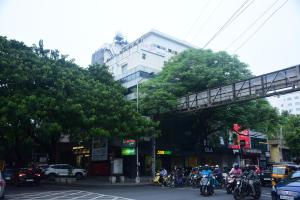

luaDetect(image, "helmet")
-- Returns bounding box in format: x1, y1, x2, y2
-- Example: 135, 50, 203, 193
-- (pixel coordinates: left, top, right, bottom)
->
233, 163, 239, 169
246, 164, 250, 170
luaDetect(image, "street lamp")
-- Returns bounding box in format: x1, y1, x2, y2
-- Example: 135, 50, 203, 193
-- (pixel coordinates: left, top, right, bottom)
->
135, 72, 154, 183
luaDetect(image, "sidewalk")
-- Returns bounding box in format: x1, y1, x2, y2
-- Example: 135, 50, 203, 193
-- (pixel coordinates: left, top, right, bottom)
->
44, 176, 153, 187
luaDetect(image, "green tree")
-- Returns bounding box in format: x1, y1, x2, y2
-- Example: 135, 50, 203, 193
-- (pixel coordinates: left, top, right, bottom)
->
281, 114, 300, 157
140, 49, 280, 146
0, 37, 158, 163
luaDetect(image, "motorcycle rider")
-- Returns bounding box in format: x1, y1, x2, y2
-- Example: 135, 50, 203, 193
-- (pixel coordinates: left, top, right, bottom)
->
214, 165, 223, 187
243, 164, 258, 195
201, 164, 212, 176
159, 168, 168, 185
229, 163, 242, 177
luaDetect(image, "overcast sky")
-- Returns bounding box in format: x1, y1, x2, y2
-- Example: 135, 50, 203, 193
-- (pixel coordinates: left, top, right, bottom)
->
0, 0, 299, 76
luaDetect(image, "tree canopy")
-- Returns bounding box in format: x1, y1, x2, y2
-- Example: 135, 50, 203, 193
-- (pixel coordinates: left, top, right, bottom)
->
0, 36, 158, 162
280, 114, 300, 157
140, 49, 280, 145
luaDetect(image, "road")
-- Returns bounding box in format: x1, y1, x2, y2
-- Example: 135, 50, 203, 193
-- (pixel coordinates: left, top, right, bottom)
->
5, 184, 271, 200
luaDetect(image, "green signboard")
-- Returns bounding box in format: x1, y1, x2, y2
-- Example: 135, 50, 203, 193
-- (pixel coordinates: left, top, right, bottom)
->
121, 148, 136, 156
157, 150, 172, 155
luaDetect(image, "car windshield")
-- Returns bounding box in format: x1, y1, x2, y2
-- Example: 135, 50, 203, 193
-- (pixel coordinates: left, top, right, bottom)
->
4, 169, 15, 173
273, 166, 287, 175
291, 171, 300, 179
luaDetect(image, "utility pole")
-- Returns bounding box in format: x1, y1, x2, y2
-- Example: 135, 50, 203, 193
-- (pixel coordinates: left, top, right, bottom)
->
280, 125, 283, 162
135, 79, 141, 184
151, 135, 156, 178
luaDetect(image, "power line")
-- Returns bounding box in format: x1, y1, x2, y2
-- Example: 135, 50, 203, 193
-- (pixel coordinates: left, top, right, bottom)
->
234, 0, 289, 53
191, 0, 224, 42
225, 0, 281, 51
184, 0, 212, 40
202, 0, 254, 49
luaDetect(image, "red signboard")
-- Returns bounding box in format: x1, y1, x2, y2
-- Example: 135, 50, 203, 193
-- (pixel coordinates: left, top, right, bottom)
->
228, 124, 251, 149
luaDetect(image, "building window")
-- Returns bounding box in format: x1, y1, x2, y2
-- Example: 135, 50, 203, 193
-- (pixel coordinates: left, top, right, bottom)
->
295, 96, 299, 99
288, 103, 292, 106
296, 108, 300, 111
168, 49, 172, 53
142, 53, 146, 60
121, 63, 128, 73
287, 97, 292, 101
296, 102, 300, 105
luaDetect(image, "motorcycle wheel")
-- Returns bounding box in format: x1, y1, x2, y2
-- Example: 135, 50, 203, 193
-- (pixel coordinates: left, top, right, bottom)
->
233, 188, 244, 200
253, 185, 261, 200
226, 185, 232, 194
200, 185, 208, 196
209, 185, 214, 195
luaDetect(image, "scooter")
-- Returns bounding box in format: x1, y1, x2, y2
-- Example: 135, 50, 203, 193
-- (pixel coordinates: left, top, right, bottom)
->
200, 174, 214, 196
225, 174, 237, 194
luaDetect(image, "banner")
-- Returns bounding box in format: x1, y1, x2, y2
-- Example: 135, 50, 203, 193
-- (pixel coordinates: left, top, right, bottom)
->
92, 137, 108, 161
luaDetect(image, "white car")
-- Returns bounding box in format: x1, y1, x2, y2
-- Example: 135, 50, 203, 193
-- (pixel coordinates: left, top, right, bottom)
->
0, 172, 5, 199
45, 164, 87, 180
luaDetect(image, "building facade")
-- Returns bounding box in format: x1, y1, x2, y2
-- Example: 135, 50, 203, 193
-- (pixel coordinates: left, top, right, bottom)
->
268, 91, 300, 115
91, 30, 196, 100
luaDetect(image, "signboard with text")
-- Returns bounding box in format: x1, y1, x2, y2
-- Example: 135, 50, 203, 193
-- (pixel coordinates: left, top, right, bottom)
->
157, 150, 172, 155
92, 137, 108, 161
228, 124, 251, 149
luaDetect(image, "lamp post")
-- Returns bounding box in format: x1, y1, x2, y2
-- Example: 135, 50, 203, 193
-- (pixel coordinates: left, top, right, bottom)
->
135, 72, 154, 183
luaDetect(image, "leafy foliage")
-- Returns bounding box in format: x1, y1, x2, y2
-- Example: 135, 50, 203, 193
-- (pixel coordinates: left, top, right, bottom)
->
140, 49, 280, 146
0, 36, 158, 162
281, 114, 300, 156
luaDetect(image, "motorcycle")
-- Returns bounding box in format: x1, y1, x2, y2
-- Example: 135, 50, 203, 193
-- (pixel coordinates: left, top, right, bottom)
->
153, 172, 167, 186
200, 174, 214, 196
225, 174, 237, 194
233, 175, 261, 200
190, 173, 201, 188
165, 173, 175, 187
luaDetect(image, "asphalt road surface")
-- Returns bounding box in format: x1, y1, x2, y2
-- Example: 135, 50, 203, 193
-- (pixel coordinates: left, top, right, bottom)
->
5, 184, 272, 200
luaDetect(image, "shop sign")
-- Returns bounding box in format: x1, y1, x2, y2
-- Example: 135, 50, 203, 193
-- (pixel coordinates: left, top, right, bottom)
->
122, 139, 136, 148
157, 150, 172, 155
228, 124, 251, 149
233, 149, 240, 154
92, 137, 108, 161
121, 148, 136, 156
244, 149, 262, 155
204, 146, 213, 153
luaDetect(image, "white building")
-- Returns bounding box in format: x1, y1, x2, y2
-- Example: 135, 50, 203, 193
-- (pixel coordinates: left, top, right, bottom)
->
92, 30, 196, 100
268, 91, 300, 115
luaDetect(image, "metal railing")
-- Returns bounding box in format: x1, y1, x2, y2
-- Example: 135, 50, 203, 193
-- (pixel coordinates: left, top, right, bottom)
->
176, 64, 300, 112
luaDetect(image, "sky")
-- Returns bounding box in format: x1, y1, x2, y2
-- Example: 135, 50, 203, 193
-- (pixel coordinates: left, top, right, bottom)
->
0, 0, 299, 76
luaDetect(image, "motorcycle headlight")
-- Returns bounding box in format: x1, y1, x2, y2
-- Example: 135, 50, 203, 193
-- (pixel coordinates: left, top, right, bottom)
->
237, 180, 241, 185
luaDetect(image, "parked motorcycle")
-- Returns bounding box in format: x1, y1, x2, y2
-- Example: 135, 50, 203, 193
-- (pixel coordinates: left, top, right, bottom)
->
200, 174, 214, 196
233, 175, 261, 200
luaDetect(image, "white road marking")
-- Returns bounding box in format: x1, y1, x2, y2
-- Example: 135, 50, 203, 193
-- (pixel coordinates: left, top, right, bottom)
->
30, 191, 76, 199
68, 192, 94, 199
7, 190, 135, 200
48, 191, 85, 199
